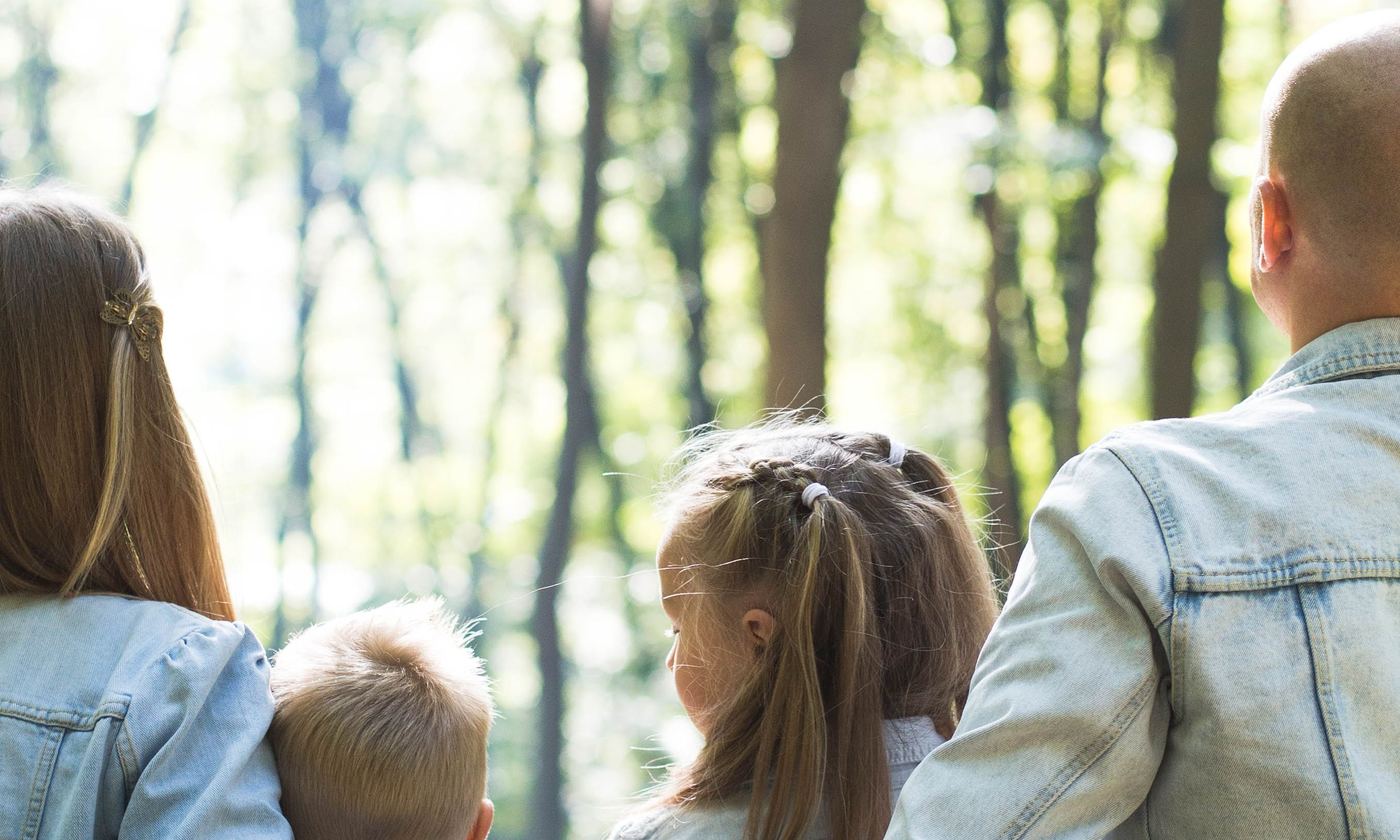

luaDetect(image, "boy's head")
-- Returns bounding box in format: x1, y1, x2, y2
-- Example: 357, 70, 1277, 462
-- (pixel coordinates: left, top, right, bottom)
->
270, 598, 494, 840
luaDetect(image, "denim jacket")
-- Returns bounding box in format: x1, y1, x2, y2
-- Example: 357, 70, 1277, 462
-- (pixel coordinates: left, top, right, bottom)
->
887, 317, 1400, 839
610, 716, 944, 839
0, 592, 291, 839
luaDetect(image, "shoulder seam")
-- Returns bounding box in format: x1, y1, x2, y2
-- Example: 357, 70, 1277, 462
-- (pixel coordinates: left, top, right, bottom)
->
1093, 444, 1176, 628
158, 620, 247, 664
1100, 443, 1179, 560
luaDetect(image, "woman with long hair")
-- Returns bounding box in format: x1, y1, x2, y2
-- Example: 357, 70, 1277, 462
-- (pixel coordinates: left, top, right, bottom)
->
0, 187, 290, 836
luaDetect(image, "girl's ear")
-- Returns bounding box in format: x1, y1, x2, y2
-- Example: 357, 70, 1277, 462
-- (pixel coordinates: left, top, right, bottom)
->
742, 608, 777, 654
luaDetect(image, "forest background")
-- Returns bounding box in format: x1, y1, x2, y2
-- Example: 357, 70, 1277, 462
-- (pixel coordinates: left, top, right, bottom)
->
3, 0, 1392, 836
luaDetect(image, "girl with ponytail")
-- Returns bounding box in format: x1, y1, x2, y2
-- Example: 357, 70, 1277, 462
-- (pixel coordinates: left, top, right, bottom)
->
0, 188, 290, 836
609, 419, 999, 840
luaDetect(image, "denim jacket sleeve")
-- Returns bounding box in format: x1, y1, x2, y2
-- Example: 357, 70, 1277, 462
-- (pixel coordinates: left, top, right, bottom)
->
887, 445, 1173, 840
118, 621, 291, 838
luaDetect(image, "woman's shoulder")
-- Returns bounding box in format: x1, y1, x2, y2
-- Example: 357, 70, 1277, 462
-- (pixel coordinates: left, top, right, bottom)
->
0, 594, 288, 838
1, 590, 227, 637
0, 592, 264, 712
608, 799, 752, 840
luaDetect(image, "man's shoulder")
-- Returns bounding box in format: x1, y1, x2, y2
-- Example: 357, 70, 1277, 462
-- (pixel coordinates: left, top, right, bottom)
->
1082, 394, 1309, 492
1078, 384, 1400, 577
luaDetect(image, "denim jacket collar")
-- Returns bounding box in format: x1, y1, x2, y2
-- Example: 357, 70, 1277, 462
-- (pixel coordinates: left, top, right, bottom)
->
1251, 316, 1400, 400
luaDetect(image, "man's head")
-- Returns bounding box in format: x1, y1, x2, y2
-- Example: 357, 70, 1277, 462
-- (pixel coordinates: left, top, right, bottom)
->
1251, 11, 1400, 349
270, 598, 495, 840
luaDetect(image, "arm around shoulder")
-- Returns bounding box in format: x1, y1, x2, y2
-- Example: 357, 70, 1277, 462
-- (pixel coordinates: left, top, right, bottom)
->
887, 445, 1174, 840
119, 619, 292, 838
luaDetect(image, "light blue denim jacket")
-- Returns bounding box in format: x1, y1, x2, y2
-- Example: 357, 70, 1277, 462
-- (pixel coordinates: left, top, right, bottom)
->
888, 317, 1400, 839
0, 592, 291, 839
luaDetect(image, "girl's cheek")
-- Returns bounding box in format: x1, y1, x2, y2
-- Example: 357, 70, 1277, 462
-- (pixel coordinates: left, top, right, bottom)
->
673, 663, 709, 730
668, 637, 711, 728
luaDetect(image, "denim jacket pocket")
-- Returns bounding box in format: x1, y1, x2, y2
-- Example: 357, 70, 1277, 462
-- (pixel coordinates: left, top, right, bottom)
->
0, 697, 128, 840
1167, 553, 1400, 839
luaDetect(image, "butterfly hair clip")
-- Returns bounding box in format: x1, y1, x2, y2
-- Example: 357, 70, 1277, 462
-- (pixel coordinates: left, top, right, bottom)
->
100, 291, 164, 362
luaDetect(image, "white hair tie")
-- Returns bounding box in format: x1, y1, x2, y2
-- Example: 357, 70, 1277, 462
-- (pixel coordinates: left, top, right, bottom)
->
801, 483, 830, 509
887, 440, 907, 469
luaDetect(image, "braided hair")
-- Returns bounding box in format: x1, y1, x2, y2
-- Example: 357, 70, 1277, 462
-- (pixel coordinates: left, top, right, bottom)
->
655, 418, 999, 840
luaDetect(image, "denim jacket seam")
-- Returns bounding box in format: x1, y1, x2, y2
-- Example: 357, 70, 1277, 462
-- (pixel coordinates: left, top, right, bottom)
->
1101, 444, 1177, 627
116, 622, 230, 789
1101, 443, 1182, 716
1251, 349, 1400, 399
116, 718, 141, 797
1174, 556, 1400, 592
1155, 608, 1185, 723
998, 671, 1159, 840
1297, 587, 1365, 838
0, 697, 127, 731
21, 725, 62, 840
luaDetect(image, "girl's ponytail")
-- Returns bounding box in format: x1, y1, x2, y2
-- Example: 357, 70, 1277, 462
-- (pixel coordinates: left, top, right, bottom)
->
659, 420, 997, 839
748, 484, 886, 840
748, 503, 825, 839
809, 492, 887, 840
896, 446, 1000, 719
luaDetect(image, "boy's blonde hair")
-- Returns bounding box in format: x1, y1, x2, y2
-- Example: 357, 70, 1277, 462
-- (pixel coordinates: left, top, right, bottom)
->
270, 598, 493, 840
658, 419, 999, 840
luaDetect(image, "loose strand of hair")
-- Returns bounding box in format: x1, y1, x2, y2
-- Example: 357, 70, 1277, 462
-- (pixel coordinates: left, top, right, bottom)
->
63, 330, 135, 594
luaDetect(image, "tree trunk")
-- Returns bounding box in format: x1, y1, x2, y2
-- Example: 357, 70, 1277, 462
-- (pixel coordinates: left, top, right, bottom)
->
1049, 0, 1117, 467
1150, 0, 1225, 419
276, 237, 320, 639
675, 0, 735, 429
119, 0, 192, 210
17, 13, 61, 175
760, 0, 867, 414
978, 192, 1023, 578
528, 1, 612, 837
343, 186, 434, 461
468, 44, 544, 620
976, 0, 1024, 576
276, 0, 355, 631
1211, 187, 1253, 400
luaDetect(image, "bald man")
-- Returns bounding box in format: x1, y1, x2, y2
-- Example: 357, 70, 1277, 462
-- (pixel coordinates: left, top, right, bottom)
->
887, 12, 1400, 840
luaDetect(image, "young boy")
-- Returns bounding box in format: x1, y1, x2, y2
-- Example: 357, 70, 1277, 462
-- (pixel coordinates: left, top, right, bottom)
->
269, 598, 494, 840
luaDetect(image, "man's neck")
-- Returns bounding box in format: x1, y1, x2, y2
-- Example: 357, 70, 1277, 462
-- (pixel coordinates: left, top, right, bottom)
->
1291, 307, 1400, 352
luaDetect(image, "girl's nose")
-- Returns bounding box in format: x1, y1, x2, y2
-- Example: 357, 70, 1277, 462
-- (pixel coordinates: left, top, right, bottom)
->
665, 643, 676, 672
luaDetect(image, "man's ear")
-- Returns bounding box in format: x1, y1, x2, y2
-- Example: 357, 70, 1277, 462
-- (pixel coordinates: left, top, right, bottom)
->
1256, 177, 1294, 271
741, 609, 777, 656
467, 798, 494, 840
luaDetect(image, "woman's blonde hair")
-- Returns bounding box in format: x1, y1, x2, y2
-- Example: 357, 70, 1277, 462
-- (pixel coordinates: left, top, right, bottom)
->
659, 419, 999, 840
0, 187, 232, 619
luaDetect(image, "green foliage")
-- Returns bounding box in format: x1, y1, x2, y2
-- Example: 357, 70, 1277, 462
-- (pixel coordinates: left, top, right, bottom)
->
0, 0, 1381, 835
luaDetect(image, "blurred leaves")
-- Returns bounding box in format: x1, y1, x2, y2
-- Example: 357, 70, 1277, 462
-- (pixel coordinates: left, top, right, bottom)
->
0, 0, 1359, 835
